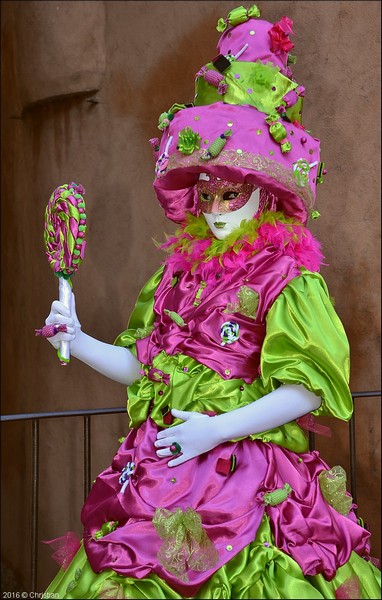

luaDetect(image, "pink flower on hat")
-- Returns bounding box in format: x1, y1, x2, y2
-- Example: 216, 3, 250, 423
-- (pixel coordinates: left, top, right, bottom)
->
269, 16, 294, 54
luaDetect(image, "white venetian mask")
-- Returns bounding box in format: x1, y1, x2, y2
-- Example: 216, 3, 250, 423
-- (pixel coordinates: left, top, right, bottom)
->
197, 173, 260, 239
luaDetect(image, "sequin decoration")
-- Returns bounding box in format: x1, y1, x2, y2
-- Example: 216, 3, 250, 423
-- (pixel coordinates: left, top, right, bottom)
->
196, 177, 254, 214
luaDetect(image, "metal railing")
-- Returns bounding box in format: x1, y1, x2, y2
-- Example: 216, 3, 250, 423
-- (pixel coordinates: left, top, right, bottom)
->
1, 391, 380, 593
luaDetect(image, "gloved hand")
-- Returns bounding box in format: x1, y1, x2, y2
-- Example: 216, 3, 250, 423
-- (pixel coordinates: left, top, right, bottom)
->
154, 384, 321, 467
45, 293, 81, 350
44, 292, 142, 385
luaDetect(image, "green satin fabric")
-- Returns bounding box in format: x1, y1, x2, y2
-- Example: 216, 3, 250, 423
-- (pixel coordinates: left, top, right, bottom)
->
261, 269, 353, 422
44, 271, 372, 598
114, 266, 164, 353
125, 349, 309, 453
45, 514, 381, 599
195, 61, 297, 115
114, 268, 353, 452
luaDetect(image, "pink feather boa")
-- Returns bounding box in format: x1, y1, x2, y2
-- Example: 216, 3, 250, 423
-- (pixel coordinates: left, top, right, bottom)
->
160, 213, 325, 289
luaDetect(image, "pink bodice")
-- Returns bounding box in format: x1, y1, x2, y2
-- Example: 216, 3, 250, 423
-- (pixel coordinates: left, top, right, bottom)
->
136, 245, 301, 383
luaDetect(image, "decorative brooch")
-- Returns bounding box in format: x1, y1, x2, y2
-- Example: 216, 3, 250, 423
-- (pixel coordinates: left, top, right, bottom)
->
220, 321, 240, 345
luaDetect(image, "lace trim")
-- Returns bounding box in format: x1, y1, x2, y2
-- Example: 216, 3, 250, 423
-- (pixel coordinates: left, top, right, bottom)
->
224, 285, 259, 319
153, 507, 219, 581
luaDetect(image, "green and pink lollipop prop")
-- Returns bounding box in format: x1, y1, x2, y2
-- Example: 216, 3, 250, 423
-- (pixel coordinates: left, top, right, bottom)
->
44, 182, 87, 365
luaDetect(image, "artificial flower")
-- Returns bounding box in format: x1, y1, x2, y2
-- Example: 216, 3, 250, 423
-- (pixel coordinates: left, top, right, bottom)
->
269, 16, 295, 53
177, 127, 202, 155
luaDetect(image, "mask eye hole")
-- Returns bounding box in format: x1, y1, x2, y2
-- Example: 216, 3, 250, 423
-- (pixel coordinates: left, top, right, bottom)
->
223, 191, 239, 201
201, 193, 213, 202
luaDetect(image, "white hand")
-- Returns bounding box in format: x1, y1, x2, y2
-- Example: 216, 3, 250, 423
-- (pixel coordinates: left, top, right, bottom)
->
154, 385, 321, 468
44, 292, 141, 384
45, 292, 81, 349
154, 409, 222, 467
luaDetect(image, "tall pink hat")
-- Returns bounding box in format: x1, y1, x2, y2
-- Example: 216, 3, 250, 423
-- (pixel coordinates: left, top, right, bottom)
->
151, 4, 325, 224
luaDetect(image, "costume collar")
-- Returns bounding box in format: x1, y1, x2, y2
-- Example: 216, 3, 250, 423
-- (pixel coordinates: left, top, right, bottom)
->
160, 211, 324, 278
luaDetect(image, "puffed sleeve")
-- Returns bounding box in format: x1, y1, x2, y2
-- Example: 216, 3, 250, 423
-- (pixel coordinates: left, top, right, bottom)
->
114, 266, 164, 351
261, 269, 353, 420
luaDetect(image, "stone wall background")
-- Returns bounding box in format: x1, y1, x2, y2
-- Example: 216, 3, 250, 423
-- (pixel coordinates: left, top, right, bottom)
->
1, 1, 380, 593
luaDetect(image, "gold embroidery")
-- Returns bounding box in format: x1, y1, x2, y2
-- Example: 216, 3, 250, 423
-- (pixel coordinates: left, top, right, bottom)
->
167, 149, 313, 212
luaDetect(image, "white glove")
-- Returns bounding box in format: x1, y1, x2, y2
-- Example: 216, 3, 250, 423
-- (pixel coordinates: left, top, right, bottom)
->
154, 384, 321, 467
45, 293, 142, 385
45, 293, 81, 350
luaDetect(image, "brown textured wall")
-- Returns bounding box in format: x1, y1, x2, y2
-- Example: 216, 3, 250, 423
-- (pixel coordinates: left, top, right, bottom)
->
1, 0, 380, 592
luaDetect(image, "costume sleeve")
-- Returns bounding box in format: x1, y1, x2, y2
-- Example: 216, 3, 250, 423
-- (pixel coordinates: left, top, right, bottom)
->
261, 269, 353, 420
114, 265, 164, 351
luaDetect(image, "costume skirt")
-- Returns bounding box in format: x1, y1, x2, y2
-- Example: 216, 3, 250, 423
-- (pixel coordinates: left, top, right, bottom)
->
45, 418, 381, 599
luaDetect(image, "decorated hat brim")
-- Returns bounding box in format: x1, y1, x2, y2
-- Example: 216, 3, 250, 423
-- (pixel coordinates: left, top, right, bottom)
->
153, 102, 320, 224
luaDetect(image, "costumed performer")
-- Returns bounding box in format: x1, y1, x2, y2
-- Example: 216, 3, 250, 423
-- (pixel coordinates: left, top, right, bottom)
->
41, 4, 381, 599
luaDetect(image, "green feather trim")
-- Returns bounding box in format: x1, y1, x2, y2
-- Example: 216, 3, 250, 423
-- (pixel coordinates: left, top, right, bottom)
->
162, 211, 301, 260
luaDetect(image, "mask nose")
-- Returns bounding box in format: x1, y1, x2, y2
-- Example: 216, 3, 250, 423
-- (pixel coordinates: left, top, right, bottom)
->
210, 196, 221, 214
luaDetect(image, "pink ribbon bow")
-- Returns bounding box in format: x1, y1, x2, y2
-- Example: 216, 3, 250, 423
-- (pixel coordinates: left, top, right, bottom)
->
269, 16, 295, 53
